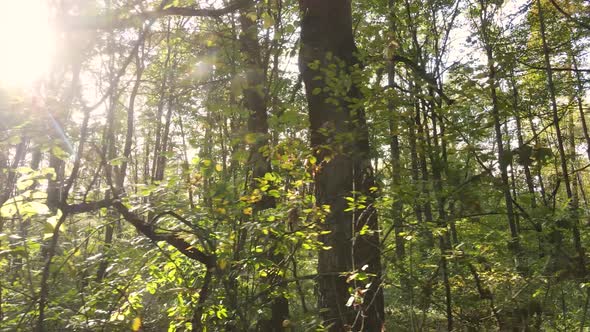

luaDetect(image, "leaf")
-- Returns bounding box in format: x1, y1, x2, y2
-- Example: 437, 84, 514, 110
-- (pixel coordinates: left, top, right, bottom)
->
132, 317, 142, 331
345, 295, 355, 307
51, 145, 70, 160
261, 12, 275, 29
246, 11, 257, 22
307, 60, 320, 70
16, 179, 34, 190
513, 145, 533, 166
21, 201, 50, 217
163, 0, 180, 9
533, 147, 553, 164
500, 150, 513, 165
16, 166, 33, 174
245, 133, 257, 144
0, 203, 17, 218
109, 157, 125, 166
218, 259, 227, 270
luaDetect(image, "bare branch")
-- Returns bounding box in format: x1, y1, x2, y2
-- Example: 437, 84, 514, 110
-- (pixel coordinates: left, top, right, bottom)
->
58, 198, 216, 268
60, 199, 113, 214
516, 59, 590, 73
113, 201, 216, 268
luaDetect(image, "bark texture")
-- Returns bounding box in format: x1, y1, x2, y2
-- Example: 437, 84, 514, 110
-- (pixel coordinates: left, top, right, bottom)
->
299, 1, 384, 330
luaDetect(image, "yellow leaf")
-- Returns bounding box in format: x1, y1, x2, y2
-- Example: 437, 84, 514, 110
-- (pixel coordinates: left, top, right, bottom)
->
243, 207, 253, 215
132, 317, 142, 331
218, 259, 227, 270
245, 133, 257, 144
246, 11, 257, 22
215, 164, 223, 172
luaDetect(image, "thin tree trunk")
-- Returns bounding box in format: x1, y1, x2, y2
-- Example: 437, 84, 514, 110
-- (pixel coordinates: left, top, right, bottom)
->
423, 94, 453, 331
118, 52, 144, 189
537, 0, 584, 266
151, 20, 172, 183
96, 71, 119, 282
505, 120, 521, 234
484, 41, 522, 266
155, 96, 174, 182
537, 0, 573, 201
571, 53, 590, 161
511, 75, 537, 209
528, 109, 549, 206
238, 8, 288, 330
387, 0, 405, 262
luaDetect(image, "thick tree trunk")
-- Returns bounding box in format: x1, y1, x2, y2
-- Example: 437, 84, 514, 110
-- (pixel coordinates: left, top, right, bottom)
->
299, 1, 384, 330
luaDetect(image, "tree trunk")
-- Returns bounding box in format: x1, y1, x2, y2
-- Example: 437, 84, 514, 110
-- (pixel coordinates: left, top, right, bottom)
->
537, 0, 584, 268
299, 1, 384, 330
570, 51, 590, 161
387, 0, 405, 262
510, 75, 537, 209
485, 44, 522, 266
239, 9, 288, 330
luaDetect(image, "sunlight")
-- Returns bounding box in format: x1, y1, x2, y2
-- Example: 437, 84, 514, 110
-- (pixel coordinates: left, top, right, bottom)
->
0, 0, 55, 88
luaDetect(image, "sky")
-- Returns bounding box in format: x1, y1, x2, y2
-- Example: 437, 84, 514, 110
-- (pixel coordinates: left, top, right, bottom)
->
0, 0, 55, 88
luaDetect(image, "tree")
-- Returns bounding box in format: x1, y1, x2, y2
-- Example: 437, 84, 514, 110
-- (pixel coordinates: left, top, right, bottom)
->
299, 0, 384, 330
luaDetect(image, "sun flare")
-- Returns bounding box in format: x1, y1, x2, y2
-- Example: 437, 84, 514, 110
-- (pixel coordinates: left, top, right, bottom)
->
0, 0, 55, 88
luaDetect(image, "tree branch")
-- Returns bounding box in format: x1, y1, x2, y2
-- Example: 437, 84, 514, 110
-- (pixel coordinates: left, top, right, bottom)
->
63, 0, 255, 30
150, 210, 215, 250
113, 202, 216, 268
516, 59, 590, 73
60, 199, 113, 214
392, 55, 455, 105
547, 0, 590, 31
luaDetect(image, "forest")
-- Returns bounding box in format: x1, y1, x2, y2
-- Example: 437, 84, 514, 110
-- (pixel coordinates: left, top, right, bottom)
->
0, 0, 589, 330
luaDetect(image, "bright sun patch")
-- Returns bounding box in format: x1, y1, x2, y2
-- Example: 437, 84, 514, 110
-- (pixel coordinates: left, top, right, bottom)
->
0, 0, 55, 88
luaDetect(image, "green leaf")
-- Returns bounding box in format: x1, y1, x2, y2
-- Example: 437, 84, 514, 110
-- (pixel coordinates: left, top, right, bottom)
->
0, 203, 17, 218
261, 12, 275, 29
21, 201, 50, 217
51, 145, 70, 160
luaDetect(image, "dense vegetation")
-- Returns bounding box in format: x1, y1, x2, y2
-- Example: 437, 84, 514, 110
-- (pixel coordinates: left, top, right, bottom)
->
1, 0, 589, 330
